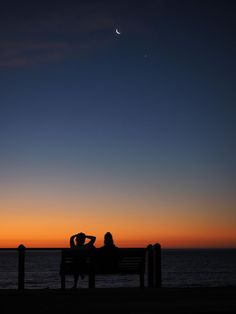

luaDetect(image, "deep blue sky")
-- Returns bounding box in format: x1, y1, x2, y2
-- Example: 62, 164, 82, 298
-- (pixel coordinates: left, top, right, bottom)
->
1, 0, 235, 183
0, 1, 235, 247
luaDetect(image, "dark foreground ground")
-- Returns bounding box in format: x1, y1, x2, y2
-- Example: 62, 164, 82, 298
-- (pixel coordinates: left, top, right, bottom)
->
1, 287, 236, 314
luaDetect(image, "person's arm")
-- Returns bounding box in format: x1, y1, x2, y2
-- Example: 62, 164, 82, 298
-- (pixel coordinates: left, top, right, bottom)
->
70, 234, 77, 248
85, 235, 96, 246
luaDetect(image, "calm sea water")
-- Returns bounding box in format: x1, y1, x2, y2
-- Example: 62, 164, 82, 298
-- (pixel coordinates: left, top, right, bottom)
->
0, 249, 236, 289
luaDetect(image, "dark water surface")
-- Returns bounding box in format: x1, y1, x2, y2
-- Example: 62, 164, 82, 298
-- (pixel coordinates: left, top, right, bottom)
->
0, 249, 236, 289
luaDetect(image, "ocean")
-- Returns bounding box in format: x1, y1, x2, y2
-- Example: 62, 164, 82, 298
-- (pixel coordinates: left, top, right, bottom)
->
0, 249, 236, 289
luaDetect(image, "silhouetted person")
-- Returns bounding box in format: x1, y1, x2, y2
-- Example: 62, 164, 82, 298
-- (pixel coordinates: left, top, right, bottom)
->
102, 232, 117, 249
97, 232, 119, 271
70, 232, 96, 289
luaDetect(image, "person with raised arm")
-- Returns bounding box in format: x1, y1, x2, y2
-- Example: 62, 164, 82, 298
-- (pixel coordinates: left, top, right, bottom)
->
70, 232, 96, 289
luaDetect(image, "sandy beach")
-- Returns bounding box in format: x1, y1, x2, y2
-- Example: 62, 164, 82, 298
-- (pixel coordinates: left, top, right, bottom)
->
1, 287, 236, 314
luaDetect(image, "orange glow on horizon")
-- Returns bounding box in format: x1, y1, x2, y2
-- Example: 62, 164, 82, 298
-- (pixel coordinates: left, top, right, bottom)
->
1, 216, 235, 249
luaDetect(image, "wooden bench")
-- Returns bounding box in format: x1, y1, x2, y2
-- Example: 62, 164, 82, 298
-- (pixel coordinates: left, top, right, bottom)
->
60, 247, 149, 289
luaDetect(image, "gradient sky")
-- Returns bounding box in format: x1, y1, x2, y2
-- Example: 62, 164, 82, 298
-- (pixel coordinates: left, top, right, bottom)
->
0, 0, 235, 248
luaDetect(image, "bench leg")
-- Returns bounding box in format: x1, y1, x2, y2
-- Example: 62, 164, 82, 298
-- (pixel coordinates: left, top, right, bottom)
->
89, 272, 95, 288
140, 271, 144, 288
61, 274, 65, 290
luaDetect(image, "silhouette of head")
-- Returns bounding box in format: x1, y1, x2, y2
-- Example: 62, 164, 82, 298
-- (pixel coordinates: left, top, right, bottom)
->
104, 232, 114, 246
76, 232, 86, 245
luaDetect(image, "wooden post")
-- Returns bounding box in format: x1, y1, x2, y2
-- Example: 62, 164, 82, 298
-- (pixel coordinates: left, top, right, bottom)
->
147, 244, 154, 288
60, 250, 65, 290
18, 244, 25, 290
154, 243, 162, 288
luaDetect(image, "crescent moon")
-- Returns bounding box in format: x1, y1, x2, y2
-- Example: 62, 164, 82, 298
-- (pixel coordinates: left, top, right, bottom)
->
115, 28, 121, 35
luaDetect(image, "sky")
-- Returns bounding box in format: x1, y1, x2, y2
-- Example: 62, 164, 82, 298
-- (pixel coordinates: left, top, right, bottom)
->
0, 0, 235, 248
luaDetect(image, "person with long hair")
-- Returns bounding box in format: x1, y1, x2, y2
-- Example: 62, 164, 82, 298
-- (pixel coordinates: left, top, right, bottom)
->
98, 232, 119, 270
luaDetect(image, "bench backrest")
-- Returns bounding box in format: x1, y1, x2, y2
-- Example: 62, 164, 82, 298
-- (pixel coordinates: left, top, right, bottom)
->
115, 248, 147, 273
